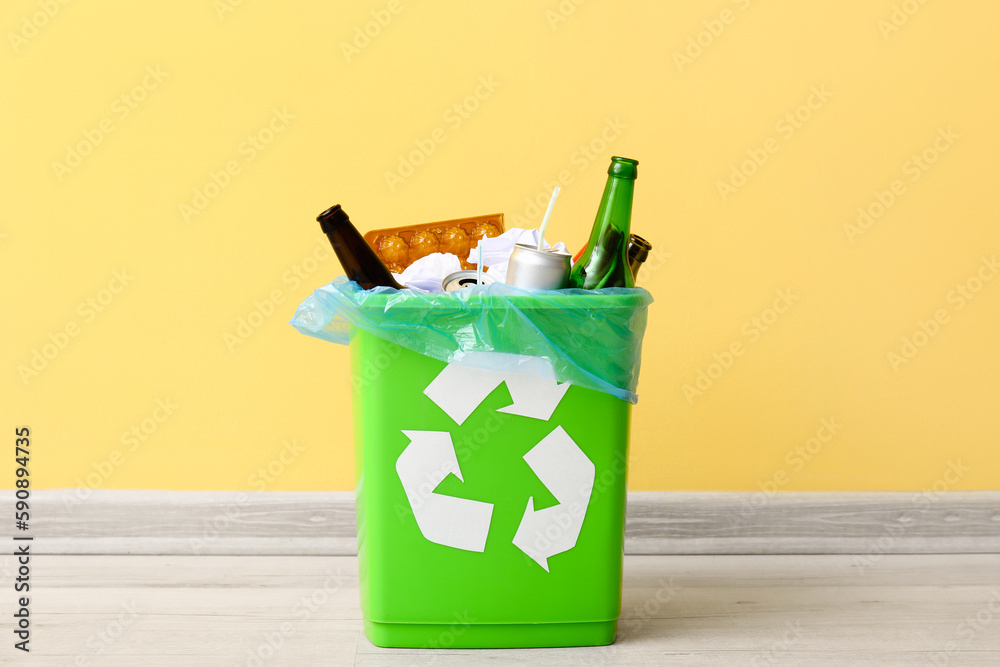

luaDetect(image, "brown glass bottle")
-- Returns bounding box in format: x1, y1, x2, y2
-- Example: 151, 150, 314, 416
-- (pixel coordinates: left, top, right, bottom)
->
317, 205, 405, 290
627, 234, 652, 281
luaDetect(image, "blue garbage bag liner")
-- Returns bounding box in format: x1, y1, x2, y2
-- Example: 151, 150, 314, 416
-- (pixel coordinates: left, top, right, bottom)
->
290, 277, 653, 403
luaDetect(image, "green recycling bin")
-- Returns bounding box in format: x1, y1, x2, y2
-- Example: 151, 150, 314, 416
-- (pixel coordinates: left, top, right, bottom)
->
292, 282, 652, 649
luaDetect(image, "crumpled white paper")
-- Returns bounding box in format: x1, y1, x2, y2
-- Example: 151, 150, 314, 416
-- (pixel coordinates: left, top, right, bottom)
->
464, 228, 568, 284
389, 228, 568, 292
391, 252, 461, 292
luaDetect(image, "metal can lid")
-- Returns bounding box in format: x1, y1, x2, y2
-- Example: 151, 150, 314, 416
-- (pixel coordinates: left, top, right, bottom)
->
442, 270, 497, 291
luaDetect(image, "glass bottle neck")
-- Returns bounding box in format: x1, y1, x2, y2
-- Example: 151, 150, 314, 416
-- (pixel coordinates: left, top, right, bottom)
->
589, 175, 634, 246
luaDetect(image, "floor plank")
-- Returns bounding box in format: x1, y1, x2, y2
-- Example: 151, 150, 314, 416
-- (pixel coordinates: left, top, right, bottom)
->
8, 554, 1000, 666
19, 490, 1000, 556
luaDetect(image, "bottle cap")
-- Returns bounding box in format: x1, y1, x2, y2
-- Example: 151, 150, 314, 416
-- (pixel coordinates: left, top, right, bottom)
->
608, 156, 638, 179
317, 204, 349, 234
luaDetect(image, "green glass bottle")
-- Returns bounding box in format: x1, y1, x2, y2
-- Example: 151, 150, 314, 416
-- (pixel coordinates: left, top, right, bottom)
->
568, 156, 638, 289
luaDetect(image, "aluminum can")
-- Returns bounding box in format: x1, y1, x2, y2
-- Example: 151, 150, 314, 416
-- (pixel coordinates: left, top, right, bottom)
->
442, 270, 497, 291
505, 243, 572, 290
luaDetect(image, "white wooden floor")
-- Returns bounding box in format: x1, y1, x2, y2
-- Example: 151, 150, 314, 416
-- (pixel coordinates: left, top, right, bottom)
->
6, 553, 999, 666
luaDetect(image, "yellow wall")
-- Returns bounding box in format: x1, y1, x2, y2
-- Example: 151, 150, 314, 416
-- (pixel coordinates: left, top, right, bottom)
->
4, 1, 998, 492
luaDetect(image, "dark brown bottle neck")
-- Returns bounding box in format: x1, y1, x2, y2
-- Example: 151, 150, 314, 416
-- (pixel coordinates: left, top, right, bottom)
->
316, 204, 404, 290
317, 204, 351, 235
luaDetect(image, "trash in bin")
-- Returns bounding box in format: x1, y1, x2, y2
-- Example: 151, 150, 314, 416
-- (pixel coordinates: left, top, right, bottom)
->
291, 280, 651, 649
363, 212, 505, 272
318, 205, 404, 290
570, 156, 638, 289
505, 187, 572, 290
292, 154, 652, 648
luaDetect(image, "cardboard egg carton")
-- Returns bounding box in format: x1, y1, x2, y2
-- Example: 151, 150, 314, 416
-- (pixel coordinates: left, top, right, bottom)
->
363, 213, 505, 272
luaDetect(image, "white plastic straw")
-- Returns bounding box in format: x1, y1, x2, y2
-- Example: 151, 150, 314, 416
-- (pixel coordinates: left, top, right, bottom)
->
536, 186, 560, 251
477, 243, 483, 285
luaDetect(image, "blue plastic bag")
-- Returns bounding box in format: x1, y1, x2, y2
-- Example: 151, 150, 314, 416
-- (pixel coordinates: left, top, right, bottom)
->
290, 277, 653, 403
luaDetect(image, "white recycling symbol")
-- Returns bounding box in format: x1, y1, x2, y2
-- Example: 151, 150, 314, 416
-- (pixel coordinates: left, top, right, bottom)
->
395, 353, 596, 572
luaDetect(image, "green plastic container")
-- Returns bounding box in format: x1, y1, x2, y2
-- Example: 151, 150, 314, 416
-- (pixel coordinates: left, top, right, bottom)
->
349, 293, 635, 649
